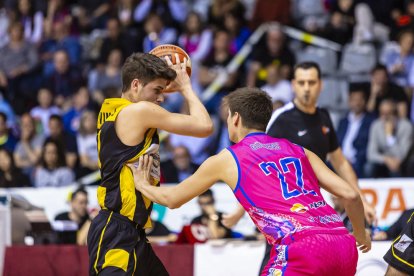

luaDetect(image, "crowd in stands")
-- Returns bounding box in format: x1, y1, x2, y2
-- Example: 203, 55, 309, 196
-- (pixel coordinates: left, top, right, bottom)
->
0, 0, 412, 191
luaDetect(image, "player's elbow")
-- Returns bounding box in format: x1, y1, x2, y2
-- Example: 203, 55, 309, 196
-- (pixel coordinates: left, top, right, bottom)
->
167, 200, 182, 209
196, 122, 214, 138
342, 188, 360, 203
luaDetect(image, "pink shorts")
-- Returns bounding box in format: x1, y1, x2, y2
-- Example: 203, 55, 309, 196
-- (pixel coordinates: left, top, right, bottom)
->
261, 229, 358, 276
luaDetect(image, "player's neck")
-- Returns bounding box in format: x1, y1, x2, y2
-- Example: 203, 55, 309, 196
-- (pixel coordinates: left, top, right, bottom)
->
294, 98, 317, 114
237, 128, 265, 142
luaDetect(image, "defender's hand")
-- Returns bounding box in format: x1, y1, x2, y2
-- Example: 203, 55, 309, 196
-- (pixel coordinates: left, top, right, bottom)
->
127, 155, 153, 192
354, 229, 372, 253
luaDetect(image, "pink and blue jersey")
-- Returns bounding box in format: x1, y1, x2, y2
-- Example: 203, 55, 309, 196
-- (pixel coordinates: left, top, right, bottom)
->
228, 133, 357, 275
228, 132, 346, 244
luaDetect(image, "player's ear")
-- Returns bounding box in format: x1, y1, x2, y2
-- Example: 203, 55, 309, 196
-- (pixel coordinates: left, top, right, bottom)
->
131, 79, 141, 91
233, 112, 240, 126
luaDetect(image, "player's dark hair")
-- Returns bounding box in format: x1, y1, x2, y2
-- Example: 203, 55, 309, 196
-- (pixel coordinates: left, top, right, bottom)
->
294, 61, 321, 79
224, 87, 273, 131
121, 52, 177, 92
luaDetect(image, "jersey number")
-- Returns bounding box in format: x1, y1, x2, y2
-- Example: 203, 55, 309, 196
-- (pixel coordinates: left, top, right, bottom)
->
259, 157, 316, 200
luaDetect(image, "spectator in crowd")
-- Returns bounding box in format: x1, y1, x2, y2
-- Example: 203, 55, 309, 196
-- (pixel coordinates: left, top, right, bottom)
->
373, 208, 414, 241
34, 139, 75, 187
260, 63, 293, 105
353, 3, 390, 44
97, 17, 135, 65
366, 99, 413, 177
224, 9, 250, 55
142, 13, 177, 53
14, 113, 44, 178
47, 115, 78, 169
133, 0, 187, 28
207, 0, 245, 30
247, 25, 295, 87
0, 148, 30, 187
114, 0, 136, 30
44, 50, 83, 108
205, 98, 231, 156
146, 219, 177, 244
71, 0, 111, 32
366, 64, 409, 118
63, 86, 91, 135
15, 0, 44, 44
43, 0, 72, 39
384, 29, 414, 89
30, 88, 60, 135
191, 189, 232, 239
0, 92, 17, 129
40, 20, 82, 76
54, 187, 91, 244
291, 0, 329, 33
250, 0, 291, 30
337, 86, 375, 178
0, 2, 10, 48
161, 145, 199, 183
178, 11, 212, 63
88, 49, 122, 104
324, 0, 356, 45
0, 112, 17, 152
76, 110, 98, 177
0, 21, 39, 115
199, 29, 238, 114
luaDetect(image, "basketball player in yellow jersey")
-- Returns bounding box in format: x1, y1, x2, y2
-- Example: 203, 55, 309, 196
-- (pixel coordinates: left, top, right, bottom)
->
87, 52, 213, 276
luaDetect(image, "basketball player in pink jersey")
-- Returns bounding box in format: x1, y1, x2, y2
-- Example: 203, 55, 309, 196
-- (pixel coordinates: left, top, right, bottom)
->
128, 88, 371, 275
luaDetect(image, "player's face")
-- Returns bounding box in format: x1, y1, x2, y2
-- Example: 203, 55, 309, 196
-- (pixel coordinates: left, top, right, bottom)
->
134, 78, 168, 105
292, 68, 322, 108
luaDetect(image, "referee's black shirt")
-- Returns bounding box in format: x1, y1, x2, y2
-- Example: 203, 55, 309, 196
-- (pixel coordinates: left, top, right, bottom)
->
266, 102, 339, 161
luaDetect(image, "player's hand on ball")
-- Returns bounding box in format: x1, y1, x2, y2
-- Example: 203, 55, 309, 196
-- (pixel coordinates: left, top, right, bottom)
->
354, 229, 372, 253
127, 155, 153, 192
164, 54, 191, 93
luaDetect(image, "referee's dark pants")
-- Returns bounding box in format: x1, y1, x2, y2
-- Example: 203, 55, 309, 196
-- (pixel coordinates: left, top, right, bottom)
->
88, 210, 169, 276
259, 243, 272, 275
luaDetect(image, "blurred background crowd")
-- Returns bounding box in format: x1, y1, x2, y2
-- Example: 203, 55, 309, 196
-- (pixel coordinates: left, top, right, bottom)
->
0, 0, 414, 245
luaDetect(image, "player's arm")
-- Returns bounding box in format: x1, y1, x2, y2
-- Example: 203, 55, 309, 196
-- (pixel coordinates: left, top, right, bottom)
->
305, 149, 371, 252
328, 147, 377, 225
132, 100, 213, 138
129, 153, 225, 209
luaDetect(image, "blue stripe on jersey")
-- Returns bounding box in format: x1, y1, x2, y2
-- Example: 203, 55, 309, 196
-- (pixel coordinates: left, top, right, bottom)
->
227, 147, 241, 192
245, 132, 266, 138
227, 147, 256, 207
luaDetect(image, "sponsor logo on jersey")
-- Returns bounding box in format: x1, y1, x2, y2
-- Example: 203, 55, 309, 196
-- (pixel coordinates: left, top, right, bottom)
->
322, 126, 330, 135
307, 214, 342, 224
309, 200, 326, 209
250, 141, 281, 151
268, 268, 282, 276
290, 203, 308, 213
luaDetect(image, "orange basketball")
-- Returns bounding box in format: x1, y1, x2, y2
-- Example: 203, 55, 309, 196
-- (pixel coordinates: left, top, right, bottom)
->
149, 44, 192, 92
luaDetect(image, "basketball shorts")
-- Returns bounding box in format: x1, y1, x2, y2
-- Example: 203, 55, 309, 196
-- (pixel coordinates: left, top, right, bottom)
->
384, 212, 414, 275
87, 210, 169, 276
261, 229, 358, 276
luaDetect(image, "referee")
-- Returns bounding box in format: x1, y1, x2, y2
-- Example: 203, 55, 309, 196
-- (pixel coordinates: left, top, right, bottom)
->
261, 62, 376, 273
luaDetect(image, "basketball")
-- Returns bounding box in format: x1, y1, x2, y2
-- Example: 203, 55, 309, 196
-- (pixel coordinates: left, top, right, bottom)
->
149, 44, 192, 92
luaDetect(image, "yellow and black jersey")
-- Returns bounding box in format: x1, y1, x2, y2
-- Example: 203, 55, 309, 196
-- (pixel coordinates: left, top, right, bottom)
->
96, 98, 159, 228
